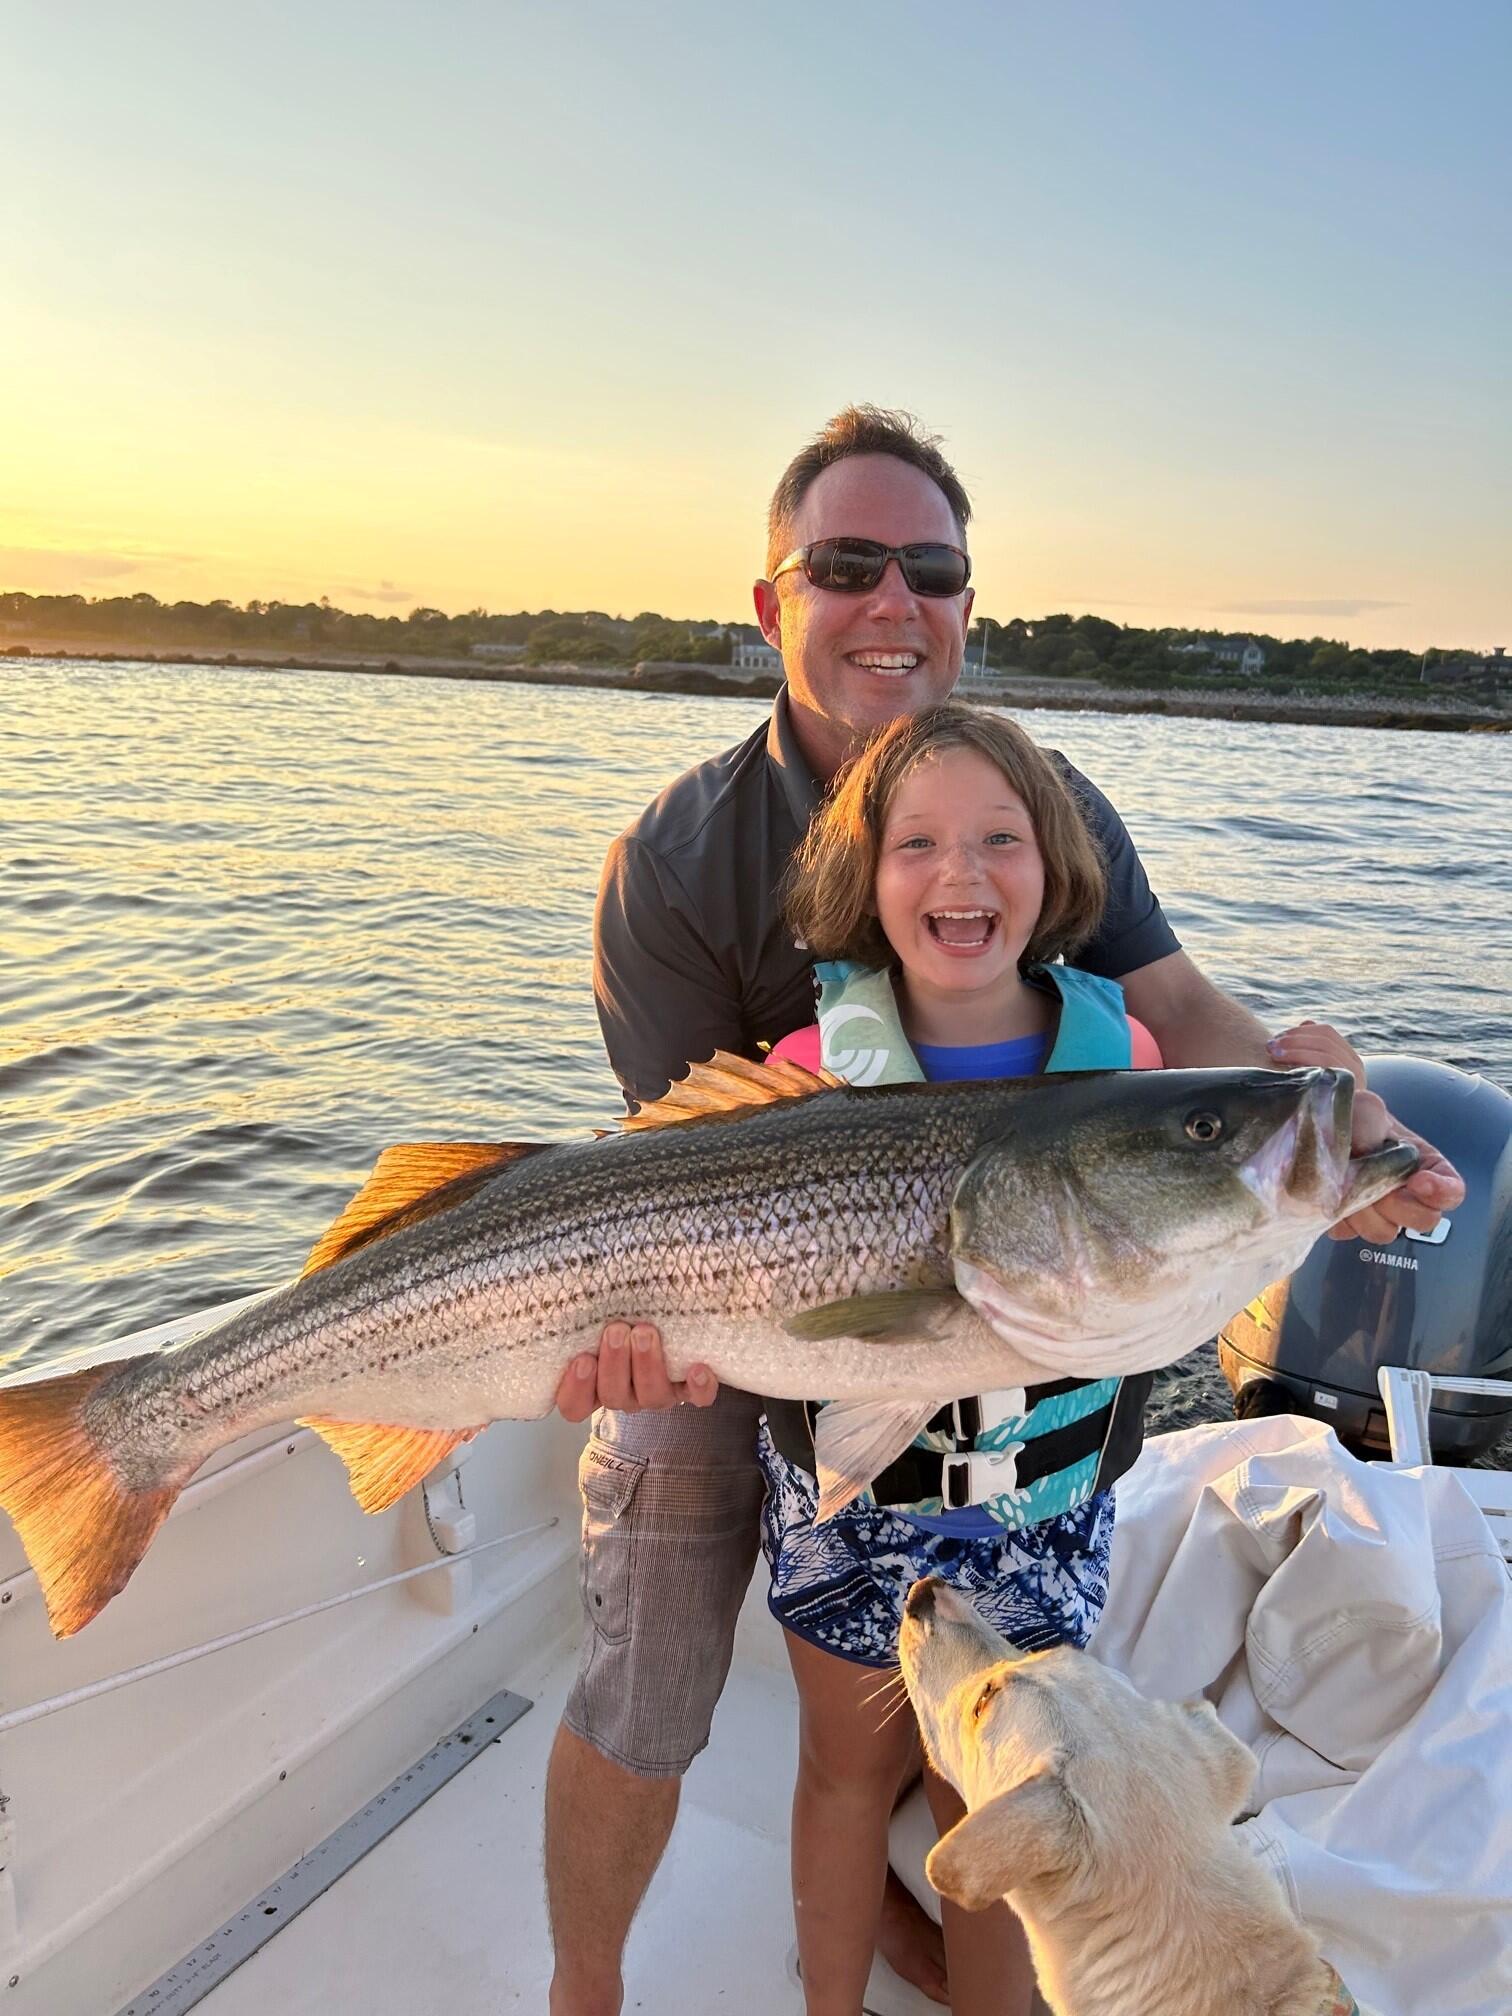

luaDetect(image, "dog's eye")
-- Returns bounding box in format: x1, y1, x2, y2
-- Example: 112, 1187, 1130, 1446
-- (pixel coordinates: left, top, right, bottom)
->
971, 1680, 998, 1723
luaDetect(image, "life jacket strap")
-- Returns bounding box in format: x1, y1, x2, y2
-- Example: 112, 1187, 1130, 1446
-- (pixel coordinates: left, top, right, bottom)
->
763, 1377, 1154, 1522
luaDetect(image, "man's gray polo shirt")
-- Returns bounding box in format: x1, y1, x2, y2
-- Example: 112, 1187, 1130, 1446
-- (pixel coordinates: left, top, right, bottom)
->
593, 688, 1180, 1107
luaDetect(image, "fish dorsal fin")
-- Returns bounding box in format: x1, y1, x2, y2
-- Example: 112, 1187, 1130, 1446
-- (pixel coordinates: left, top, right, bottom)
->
621, 1049, 843, 1132
301, 1141, 548, 1277
299, 1418, 486, 1513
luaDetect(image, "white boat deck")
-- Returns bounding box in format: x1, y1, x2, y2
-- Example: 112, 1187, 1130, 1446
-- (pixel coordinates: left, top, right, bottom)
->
5, 1293, 1505, 2015
195, 1582, 939, 2016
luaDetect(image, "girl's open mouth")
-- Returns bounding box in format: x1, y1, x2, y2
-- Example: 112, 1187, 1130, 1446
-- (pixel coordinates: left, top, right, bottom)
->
926, 910, 998, 949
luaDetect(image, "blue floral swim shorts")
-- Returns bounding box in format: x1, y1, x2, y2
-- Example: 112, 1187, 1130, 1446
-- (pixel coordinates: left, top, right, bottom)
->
757, 1419, 1115, 1668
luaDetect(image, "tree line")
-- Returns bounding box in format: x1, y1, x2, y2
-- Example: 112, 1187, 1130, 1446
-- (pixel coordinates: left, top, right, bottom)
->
967, 613, 1499, 696
0, 590, 1498, 693
0, 592, 735, 668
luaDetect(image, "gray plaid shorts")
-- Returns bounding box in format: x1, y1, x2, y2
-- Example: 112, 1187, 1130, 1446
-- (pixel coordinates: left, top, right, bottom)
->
561, 1384, 767, 1777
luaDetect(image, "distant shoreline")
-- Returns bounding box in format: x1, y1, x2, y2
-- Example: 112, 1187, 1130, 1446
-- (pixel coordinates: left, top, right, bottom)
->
11, 643, 1510, 734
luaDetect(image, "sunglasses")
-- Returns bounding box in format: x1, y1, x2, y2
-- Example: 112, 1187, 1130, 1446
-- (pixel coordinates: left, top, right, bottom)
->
769, 537, 971, 598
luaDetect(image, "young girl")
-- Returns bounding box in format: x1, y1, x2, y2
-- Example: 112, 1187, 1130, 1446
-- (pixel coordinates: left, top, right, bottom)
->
760, 702, 1360, 2016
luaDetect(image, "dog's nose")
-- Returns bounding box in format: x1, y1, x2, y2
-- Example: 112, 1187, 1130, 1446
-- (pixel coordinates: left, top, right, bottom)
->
904, 1577, 941, 1621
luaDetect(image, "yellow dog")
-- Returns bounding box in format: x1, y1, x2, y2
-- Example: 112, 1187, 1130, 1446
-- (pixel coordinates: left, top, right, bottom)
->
899, 1578, 1358, 2016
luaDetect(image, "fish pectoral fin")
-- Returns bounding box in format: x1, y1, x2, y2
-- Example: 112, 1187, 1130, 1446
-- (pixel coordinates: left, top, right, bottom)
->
784, 1289, 966, 1342
299, 1418, 487, 1514
812, 1400, 945, 1522
302, 1141, 550, 1277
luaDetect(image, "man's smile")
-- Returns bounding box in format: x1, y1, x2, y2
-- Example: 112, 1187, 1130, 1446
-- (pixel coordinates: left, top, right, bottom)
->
846, 649, 922, 675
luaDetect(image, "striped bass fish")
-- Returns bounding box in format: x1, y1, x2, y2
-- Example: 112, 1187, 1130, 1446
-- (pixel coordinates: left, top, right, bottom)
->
0, 1054, 1415, 1637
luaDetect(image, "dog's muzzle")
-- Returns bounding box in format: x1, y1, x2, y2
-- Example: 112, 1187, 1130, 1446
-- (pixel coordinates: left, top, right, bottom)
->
904, 1576, 943, 1625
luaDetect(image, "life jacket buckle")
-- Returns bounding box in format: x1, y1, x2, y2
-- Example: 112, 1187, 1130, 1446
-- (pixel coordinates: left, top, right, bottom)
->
942, 1443, 1026, 1510
950, 1388, 1027, 1444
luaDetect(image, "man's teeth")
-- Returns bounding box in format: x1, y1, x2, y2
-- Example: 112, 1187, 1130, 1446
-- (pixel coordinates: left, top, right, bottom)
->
851, 652, 919, 673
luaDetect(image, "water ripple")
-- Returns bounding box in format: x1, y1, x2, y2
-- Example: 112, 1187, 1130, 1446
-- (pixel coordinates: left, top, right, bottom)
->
2, 660, 1509, 1372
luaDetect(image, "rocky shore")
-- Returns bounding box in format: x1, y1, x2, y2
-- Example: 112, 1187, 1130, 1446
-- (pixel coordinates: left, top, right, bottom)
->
10, 641, 1509, 733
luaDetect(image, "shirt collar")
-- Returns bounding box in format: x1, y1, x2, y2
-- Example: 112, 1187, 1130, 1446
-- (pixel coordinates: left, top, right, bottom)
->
766, 684, 822, 831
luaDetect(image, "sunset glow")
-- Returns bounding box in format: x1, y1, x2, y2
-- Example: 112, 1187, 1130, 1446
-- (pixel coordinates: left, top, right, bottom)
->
4, 2, 1508, 650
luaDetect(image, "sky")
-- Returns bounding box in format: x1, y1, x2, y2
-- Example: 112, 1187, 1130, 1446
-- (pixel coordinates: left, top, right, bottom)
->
3, 0, 1509, 651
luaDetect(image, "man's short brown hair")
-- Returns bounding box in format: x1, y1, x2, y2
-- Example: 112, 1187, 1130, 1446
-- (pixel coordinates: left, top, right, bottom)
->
766, 406, 973, 575
784, 702, 1107, 972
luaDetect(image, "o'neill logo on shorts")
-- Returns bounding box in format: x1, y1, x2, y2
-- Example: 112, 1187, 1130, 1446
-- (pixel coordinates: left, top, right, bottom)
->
586, 1445, 634, 1474
819, 1004, 893, 1086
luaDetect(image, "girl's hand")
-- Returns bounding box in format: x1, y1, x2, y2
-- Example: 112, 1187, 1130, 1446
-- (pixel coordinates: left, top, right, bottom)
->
553, 1321, 719, 1422
1266, 1019, 1366, 1083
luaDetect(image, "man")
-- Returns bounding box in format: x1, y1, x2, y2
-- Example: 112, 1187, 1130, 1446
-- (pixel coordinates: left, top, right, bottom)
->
543, 407, 1462, 2016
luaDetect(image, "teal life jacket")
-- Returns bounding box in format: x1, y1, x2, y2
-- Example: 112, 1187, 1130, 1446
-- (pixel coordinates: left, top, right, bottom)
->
812, 957, 1132, 1081
764, 960, 1153, 1530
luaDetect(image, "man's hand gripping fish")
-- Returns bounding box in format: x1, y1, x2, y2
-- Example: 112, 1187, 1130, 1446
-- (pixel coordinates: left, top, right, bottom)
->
0, 1056, 1415, 1636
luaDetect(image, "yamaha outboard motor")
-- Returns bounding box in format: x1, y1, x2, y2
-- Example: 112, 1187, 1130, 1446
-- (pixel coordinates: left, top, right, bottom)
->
1219, 1056, 1512, 1461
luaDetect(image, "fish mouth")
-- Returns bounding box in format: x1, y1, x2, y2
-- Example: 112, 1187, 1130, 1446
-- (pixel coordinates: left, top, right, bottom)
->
926, 908, 998, 951
1239, 1068, 1418, 1224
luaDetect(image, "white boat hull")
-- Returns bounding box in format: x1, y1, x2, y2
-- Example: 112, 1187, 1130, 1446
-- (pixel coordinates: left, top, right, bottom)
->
0, 1293, 585, 2016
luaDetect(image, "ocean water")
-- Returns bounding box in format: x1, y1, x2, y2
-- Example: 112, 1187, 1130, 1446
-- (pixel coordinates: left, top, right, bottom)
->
3, 660, 1509, 1415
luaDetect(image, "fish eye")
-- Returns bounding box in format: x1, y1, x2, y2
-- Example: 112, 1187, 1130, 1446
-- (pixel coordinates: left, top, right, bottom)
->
1185, 1110, 1224, 1143
971, 1679, 998, 1723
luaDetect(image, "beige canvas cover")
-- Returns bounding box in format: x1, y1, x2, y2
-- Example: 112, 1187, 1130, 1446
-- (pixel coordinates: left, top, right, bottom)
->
1090, 1415, 1511, 2016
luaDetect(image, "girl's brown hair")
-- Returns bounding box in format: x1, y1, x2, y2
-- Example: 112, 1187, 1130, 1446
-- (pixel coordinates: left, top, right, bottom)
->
784, 702, 1107, 971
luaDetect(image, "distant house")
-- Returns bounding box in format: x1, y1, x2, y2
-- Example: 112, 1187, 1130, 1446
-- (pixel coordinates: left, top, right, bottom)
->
1213, 636, 1265, 675
1173, 634, 1266, 676
731, 640, 783, 674
471, 642, 526, 661
1425, 645, 1508, 685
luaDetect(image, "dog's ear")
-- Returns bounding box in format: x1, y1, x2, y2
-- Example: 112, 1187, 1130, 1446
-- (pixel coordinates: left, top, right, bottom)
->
1181, 1699, 1257, 1820
926, 1769, 1077, 1911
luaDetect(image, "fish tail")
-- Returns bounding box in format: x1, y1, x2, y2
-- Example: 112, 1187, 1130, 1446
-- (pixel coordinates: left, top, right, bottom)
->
0, 1355, 180, 1637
